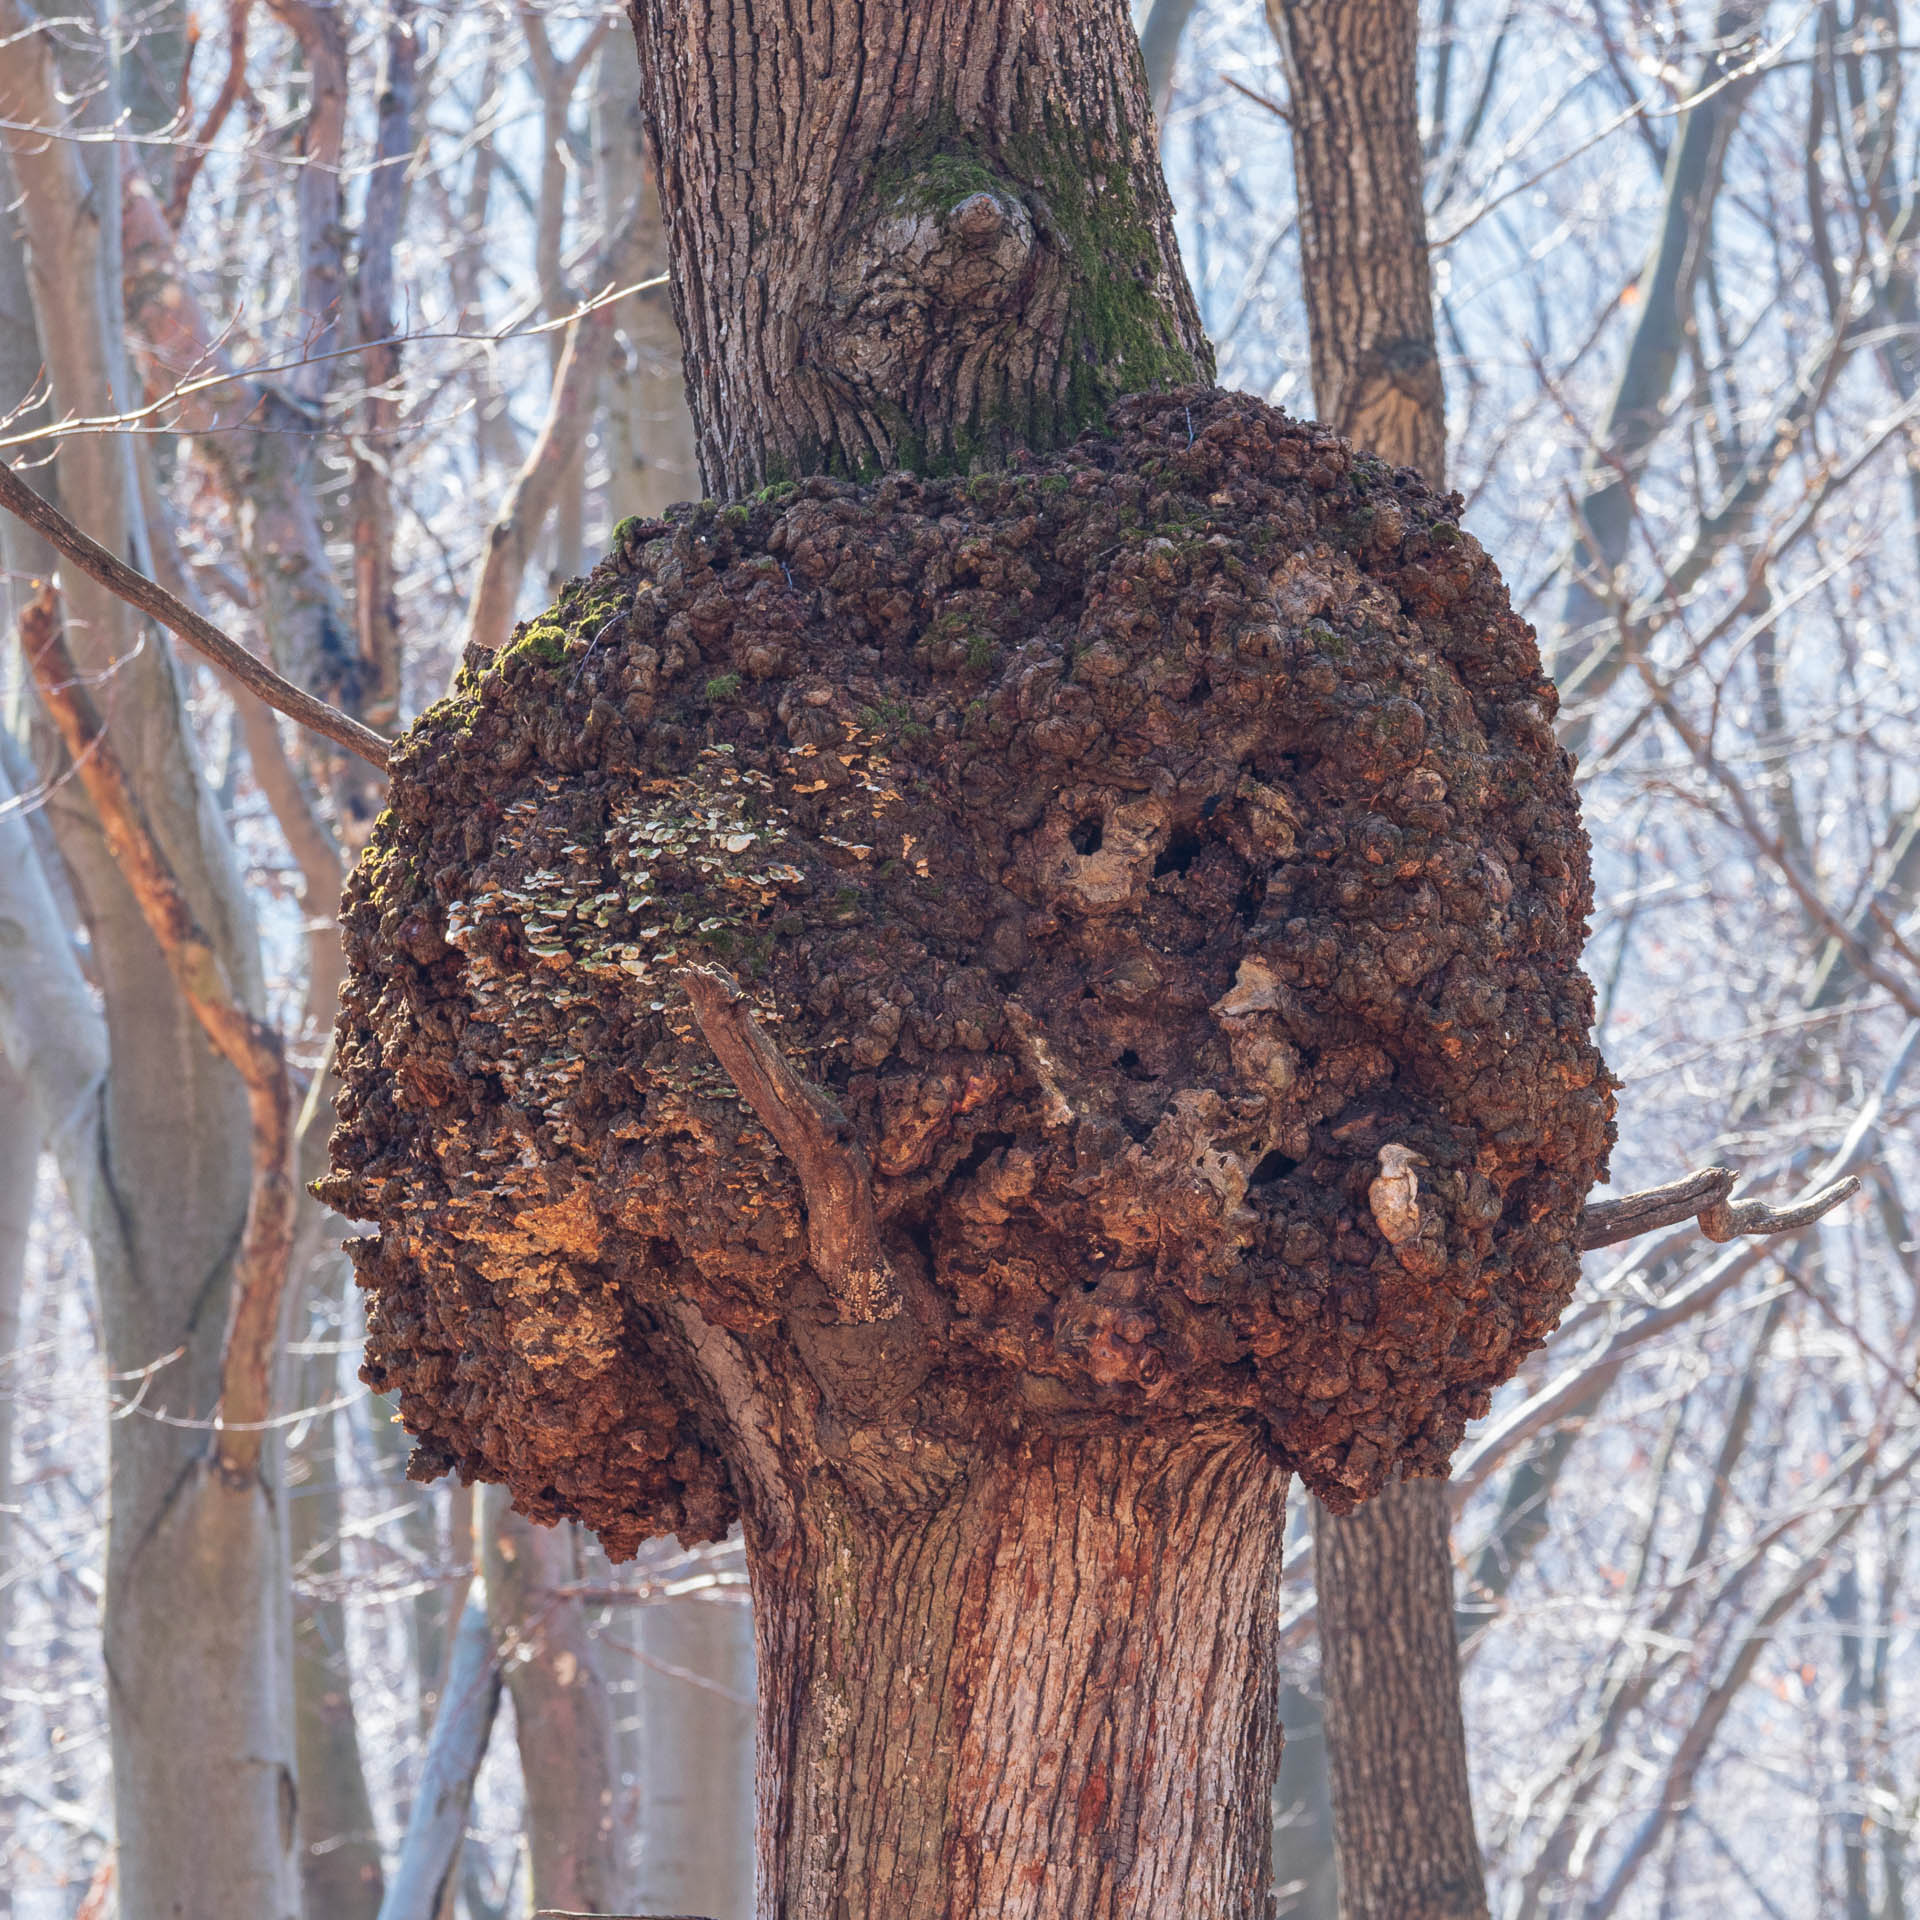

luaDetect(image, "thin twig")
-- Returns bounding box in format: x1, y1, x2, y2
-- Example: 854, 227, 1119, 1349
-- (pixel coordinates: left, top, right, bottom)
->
680, 965, 899, 1322
0, 457, 391, 768
1580, 1165, 1861, 1250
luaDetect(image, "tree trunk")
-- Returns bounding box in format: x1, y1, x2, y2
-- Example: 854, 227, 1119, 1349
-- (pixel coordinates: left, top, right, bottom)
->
1549, 0, 1765, 712
745, 1427, 1287, 1920
595, 29, 702, 521
1311, 1485, 1486, 1920
627, 1541, 756, 1920
1263, 4, 1490, 1916
1268, 0, 1443, 485
628, 0, 1211, 496
480, 1486, 627, 1916
0, 14, 300, 1917
335, 12, 1597, 1920
290, 1253, 386, 1920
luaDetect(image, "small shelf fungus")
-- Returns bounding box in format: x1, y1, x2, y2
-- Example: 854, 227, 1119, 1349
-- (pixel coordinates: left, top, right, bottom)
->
319, 389, 1618, 1555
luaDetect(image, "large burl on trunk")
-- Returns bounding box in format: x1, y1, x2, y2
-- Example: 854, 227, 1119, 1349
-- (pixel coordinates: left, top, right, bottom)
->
323, 5, 1612, 1914
324, 392, 1614, 1918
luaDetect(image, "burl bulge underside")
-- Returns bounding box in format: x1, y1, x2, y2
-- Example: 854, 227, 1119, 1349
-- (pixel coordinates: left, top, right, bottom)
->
320, 389, 1614, 1557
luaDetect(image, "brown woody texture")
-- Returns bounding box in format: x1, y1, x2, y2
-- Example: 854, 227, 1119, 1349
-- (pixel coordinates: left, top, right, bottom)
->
324, 387, 1612, 1536
625, 0, 1212, 496
325, 3, 1615, 1909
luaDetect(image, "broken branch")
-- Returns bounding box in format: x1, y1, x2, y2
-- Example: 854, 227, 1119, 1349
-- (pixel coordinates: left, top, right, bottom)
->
680, 965, 899, 1322
1581, 1164, 1859, 1252
21, 586, 295, 1481
0, 456, 393, 770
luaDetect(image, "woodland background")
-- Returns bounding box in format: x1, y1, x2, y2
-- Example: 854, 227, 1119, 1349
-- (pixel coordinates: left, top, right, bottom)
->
1, 0, 1916, 1915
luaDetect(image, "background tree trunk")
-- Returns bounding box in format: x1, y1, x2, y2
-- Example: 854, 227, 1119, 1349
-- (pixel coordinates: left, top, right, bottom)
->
594, 44, 757, 1910
1269, 0, 1444, 483
627, 1538, 756, 1920
628, 0, 1211, 496
0, 11, 300, 1916
480, 1485, 627, 1917
595, 29, 702, 522
612, 15, 1293, 1914
289, 1248, 386, 1920
1264, 3, 1490, 1916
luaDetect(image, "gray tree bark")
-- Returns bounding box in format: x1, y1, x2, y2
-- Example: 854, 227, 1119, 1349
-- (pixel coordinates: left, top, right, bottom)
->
289, 1249, 386, 1920
1264, 2, 1489, 1915
627, 1538, 756, 1920
595, 29, 702, 521
480, 1486, 628, 1916
0, 10, 300, 1915
378, 1594, 505, 1920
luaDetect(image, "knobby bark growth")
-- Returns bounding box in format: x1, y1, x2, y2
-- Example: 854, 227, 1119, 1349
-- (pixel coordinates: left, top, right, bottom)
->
327, 405, 1612, 1917
325, 6, 1614, 1916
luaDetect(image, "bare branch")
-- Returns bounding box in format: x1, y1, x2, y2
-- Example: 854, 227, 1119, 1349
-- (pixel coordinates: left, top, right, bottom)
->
1455, 1020, 1918, 1502
20, 585, 294, 1483
680, 965, 899, 1322
377, 1596, 503, 1920
0, 458, 392, 770
1580, 1165, 1861, 1250
164, 0, 253, 229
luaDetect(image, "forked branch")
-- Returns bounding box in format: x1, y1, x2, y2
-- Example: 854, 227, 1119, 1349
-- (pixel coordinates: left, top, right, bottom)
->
21, 585, 294, 1482
680, 964, 899, 1322
0, 458, 393, 770
1580, 1164, 1860, 1252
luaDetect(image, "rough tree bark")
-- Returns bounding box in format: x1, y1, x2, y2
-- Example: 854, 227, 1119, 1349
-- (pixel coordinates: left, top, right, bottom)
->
329, 7, 1616, 1918
1264, 2, 1490, 1915
627, 0, 1211, 495
741, 1427, 1289, 1917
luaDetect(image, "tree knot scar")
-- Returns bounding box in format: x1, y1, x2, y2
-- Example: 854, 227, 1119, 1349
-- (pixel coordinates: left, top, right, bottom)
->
1369, 1143, 1426, 1248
